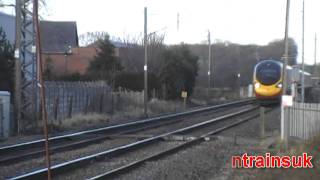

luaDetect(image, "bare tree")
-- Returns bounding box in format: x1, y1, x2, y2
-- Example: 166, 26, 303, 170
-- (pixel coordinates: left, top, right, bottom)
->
117, 32, 166, 74
78, 31, 109, 47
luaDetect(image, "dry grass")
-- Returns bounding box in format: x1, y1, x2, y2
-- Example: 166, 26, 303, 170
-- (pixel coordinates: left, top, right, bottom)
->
56, 113, 110, 129
49, 97, 184, 130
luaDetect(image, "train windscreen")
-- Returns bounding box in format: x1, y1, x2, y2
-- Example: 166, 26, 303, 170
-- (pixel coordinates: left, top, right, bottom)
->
256, 61, 281, 85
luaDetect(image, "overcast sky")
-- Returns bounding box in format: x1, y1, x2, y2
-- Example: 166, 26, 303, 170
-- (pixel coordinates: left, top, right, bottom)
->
1, 0, 320, 65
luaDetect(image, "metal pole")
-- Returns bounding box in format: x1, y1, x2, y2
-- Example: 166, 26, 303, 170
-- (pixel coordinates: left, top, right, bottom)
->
33, 0, 52, 179
208, 30, 211, 90
301, 0, 305, 103
144, 7, 148, 117
237, 73, 241, 98
282, 0, 290, 94
14, 0, 22, 134
281, 0, 290, 148
177, 13, 179, 31
314, 33, 317, 75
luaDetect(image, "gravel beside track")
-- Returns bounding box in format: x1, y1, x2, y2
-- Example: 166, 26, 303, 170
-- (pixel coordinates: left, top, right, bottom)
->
0, 102, 226, 147
133, 105, 255, 136
107, 107, 280, 180
1, 102, 261, 179
219, 106, 280, 138
0, 138, 135, 179
115, 139, 267, 180
0, 104, 254, 178
55, 141, 184, 180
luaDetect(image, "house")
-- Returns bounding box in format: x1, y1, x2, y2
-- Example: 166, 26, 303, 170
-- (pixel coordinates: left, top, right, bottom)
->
43, 47, 97, 75
39, 20, 97, 75
0, 12, 131, 76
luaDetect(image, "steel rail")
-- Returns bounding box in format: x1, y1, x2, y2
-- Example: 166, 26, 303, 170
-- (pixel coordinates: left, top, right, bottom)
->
0, 105, 232, 165
89, 112, 261, 180
0, 98, 254, 153
9, 105, 258, 180
0, 99, 254, 164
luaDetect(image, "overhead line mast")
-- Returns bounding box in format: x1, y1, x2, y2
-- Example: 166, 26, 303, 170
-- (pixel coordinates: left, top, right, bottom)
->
301, 0, 305, 103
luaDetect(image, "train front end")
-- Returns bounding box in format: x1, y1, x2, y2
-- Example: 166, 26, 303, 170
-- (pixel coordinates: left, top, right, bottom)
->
253, 60, 282, 104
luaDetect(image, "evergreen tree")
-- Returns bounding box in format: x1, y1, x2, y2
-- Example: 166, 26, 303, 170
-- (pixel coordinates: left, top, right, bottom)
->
87, 34, 123, 84
0, 26, 14, 92
159, 45, 198, 99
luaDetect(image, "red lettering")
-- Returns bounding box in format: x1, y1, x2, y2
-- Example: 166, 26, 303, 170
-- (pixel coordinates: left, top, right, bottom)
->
232, 156, 242, 168
302, 153, 313, 168
281, 156, 291, 168
292, 156, 302, 168
265, 153, 270, 168
231, 152, 313, 169
271, 156, 281, 168
242, 153, 249, 168
255, 156, 265, 168
248, 156, 255, 168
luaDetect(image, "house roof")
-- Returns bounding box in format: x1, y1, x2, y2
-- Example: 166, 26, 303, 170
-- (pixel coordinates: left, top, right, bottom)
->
40, 21, 79, 53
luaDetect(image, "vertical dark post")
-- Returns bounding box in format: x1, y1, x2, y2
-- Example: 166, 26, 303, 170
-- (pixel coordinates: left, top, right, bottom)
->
33, 0, 52, 178
152, 89, 156, 99
282, 0, 290, 95
281, 0, 291, 149
207, 30, 211, 97
84, 94, 89, 115
53, 96, 59, 121
314, 34, 317, 75
301, 0, 305, 103
99, 93, 104, 113
14, 0, 22, 134
68, 96, 73, 118
144, 7, 148, 117
260, 106, 265, 138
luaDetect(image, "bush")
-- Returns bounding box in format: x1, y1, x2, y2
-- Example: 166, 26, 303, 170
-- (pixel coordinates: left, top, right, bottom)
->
115, 72, 160, 93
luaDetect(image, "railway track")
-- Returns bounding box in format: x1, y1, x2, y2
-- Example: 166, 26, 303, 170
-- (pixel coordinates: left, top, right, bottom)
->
0, 99, 254, 165
7, 102, 265, 180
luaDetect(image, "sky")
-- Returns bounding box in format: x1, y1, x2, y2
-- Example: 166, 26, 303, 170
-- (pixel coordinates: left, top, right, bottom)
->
1, 0, 320, 65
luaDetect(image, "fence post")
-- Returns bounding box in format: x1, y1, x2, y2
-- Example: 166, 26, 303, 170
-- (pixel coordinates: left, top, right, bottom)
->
53, 96, 59, 121
111, 91, 114, 115
84, 94, 89, 115
99, 93, 104, 113
68, 95, 73, 118
260, 106, 265, 138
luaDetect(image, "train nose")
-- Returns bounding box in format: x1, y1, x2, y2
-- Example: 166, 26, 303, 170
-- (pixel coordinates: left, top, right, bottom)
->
255, 85, 281, 97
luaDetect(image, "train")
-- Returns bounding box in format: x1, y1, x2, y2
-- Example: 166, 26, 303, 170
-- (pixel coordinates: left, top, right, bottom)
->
253, 59, 312, 104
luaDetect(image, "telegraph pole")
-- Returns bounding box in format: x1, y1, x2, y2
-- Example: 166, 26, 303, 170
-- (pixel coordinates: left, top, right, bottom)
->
33, 0, 52, 178
208, 30, 211, 91
281, 0, 290, 144
14, 0, 22, 134
301, 0, 305, 103
177, 12, 180, 31
144, 7, 148, 117
282, 0, 290, 95
314, 34, 317, 75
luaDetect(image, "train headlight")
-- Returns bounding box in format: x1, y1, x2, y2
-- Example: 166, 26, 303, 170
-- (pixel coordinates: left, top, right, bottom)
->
276, 83, 282, 88
254, 82, 260, 89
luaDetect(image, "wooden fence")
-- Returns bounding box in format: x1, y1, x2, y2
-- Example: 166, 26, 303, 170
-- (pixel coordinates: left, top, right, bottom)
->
44, 81, 112, 122
43, 81, 145, 123
287, 102, 320, 140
